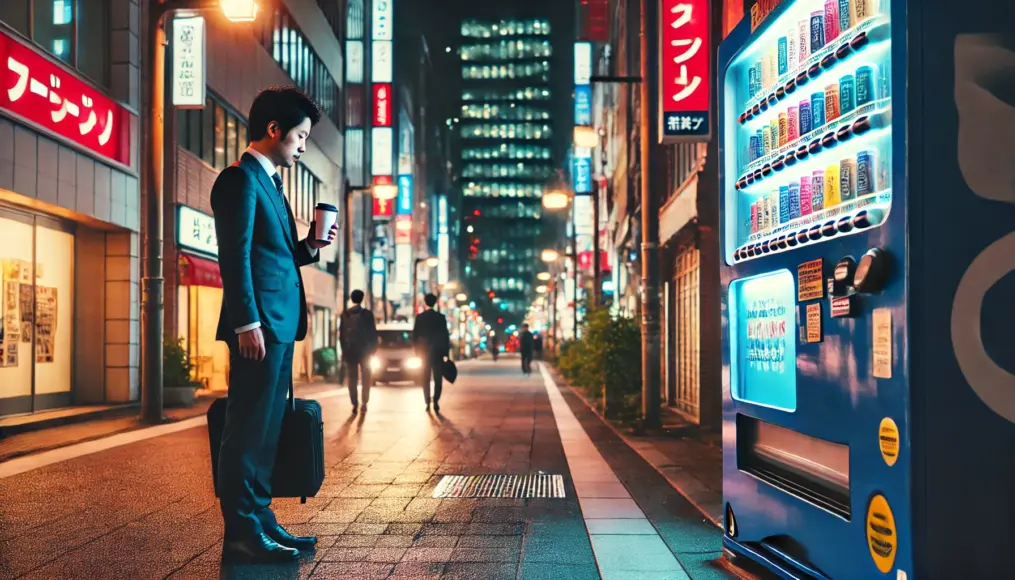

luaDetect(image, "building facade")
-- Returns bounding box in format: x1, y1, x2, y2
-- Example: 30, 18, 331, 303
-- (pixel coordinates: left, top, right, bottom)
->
0, 0, 142, 418
588, 0, 723, 429
164, 1, 346, 391
457, 17, 559, 328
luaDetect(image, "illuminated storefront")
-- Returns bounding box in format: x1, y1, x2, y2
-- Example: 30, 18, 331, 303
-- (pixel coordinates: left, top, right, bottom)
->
0, 10, 141, 418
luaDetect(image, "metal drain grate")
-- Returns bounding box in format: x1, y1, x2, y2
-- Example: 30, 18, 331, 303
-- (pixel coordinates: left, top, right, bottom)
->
432, 474, 566, 499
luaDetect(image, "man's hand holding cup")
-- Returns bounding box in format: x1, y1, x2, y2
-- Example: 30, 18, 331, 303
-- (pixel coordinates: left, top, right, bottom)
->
309, 202, 339, 249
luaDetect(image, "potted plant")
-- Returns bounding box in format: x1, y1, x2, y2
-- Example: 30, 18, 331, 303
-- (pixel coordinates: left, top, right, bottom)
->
164, 337, 200, 407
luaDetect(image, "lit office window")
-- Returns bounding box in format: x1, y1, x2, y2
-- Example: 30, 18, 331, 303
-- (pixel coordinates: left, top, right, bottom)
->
177, 95, 248, 171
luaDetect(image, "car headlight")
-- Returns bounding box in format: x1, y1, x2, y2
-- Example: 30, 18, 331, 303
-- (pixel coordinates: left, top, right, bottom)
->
406, 356, 423, 369
369, 356, 381, 371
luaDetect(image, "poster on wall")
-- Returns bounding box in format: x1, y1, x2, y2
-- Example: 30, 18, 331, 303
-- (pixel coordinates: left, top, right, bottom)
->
35, 286, 57, 364
20, 284, 32, 343
0, 262, 25, 367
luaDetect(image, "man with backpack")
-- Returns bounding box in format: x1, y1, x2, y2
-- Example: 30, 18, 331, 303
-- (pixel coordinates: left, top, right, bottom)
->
339, 290, 378, 414
412, 294, 451, 413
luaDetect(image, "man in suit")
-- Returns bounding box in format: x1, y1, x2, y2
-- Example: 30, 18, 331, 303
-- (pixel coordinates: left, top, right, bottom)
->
211, 86, 336, 564
519, 324, 535, 375
339, 289, 378, 414
412, 294, 450, 413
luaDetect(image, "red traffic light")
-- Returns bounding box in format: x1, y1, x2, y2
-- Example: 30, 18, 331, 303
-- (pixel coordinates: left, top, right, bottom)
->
497, 318, 504, 324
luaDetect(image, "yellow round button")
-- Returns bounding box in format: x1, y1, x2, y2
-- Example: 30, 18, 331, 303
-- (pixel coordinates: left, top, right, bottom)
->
866, 494, 897, 574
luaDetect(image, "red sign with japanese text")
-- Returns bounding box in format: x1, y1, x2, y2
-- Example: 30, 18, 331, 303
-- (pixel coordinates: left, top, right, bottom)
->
373, 83, 391, 127
373, 195, 394, 220
582, 0, 610, 42
0, 30, 132, 167
660, 0, 711, 143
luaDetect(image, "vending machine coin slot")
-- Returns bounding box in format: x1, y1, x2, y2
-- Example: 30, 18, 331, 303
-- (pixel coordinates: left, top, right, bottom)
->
833, 257, 857, 297
853, 248, 887, 293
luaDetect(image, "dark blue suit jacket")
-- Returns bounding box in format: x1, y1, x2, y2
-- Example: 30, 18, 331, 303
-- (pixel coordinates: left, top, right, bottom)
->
210, 152, 319, 345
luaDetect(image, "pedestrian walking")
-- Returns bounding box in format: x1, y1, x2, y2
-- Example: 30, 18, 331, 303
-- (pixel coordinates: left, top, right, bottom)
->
210, 86, 334, 564
489, 332, 500, 362
519, 324, 534, 375
340, 289, 378, 414
534, 333, 543, 360
412, 294, 451, 413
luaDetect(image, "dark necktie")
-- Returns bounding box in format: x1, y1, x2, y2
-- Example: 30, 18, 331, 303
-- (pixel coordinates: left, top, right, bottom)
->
271, 172, 297, 241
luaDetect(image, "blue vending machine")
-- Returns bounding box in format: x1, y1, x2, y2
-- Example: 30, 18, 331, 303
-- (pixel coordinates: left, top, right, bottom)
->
719, 0, 1015, 577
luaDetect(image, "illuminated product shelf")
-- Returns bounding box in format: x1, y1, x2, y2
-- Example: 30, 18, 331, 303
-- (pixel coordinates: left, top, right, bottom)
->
736, 99, 890, 191
736, 15, 889, 126
733, 189, 890, 263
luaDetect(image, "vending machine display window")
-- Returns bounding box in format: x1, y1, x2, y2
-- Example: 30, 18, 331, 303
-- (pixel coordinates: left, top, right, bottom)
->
729, 270, 797, 411
722, 0, 893, 265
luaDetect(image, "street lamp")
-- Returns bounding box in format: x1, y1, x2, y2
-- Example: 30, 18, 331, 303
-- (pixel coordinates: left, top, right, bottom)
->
536, 285, 548, 294
537, 272, 551, 281
412, 256, 442, 314
373, 182, 398, 200
142, 0, 261, 424
541, 249, 560, 263
542, 189, 570, 210
456, 293, 468, 302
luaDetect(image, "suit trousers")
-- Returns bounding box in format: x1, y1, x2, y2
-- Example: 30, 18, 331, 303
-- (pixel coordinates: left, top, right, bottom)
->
345, 356, 372, 406
421, 355, 444, 403
217, 340, 294, 539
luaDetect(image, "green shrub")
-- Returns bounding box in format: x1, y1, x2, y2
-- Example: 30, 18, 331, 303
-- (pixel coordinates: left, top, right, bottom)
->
163, 337, 197, 388
314, 347, 339, 379
557, 308, 642, 419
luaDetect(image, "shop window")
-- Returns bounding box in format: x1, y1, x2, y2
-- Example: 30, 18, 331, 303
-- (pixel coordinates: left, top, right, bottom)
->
1, 0, 108, 87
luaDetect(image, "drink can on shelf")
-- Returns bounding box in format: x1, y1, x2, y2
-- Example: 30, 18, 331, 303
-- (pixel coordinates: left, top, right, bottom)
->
799, 100, 813, 135
824, 164, 841, 207
800, 177, 814, 215
840, 157, 858, 201
779, 185, 791, 224
857, 150, 878, 195
797, 19, 811, 65
824, 0, 840, 43
770, 119, 780, 149
824, 83, 841, 122
770, 191, 782, 226
762, 125, 773, 154
878, 60, 891, 100
855, 65, 876, 106
751, 202, 759, 234
749, 63, 760, 97
788, 106, 800, 141
778, 112, 789, 146
811, 92, 826, 129
838, 0, 852, 31
787, 31, 798, 70
762, 194, 772, 230
810, 11, 826, 51
778, 37, 789, 76
749, 133, 762, 162
852, 0, 875, 24
812, 171, 826, 211
761, 54, 771, 90
788, 182, 802, 220
769, 48, 779, 86
839, 74, 856, 114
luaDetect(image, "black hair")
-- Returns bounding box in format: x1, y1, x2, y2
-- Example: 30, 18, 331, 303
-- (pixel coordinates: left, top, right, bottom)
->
248, 86, 322, 141
351, 290, 365, 304
424, 294, 438, 307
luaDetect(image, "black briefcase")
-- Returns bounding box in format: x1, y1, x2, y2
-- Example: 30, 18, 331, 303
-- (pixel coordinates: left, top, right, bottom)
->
207, 387, 325, 503
442, 359, 458, 384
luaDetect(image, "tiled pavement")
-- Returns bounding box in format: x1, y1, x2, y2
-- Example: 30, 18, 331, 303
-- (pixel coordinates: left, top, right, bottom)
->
0, 359, 737, 579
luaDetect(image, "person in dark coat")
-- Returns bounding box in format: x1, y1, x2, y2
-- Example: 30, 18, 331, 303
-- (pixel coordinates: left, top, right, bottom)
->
412, 294, 451, 412
339, 289, 378, 414
519, 324, 535, 375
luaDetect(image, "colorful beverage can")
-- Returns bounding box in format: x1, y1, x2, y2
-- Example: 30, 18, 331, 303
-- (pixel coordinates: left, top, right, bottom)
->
779, 185, 791, 224
811, 171, 826, 211
824, 0, 840, 43
751, 202, 759, 234
762, 125, 773, 154
810, 11, 826, 51
778, 112, 789, 146
839, 74, 856, 114
770, 119, 780, 148
857, 150, 878, 195
749, 134, 761, 162
840, 157, 858, 201
852, 0, 875, 24
778, 37, 789, 76
855, 65, 876, 106
800, 177, 814, 215
761, 195, 772, 229
770, 192, 782, 226
788, 182, 802, 220
788, 106, 800, 141
797, 19, 811, 64
824, 83, 841, 122
761, 54, 771, 89
749, 63, 759, 97
824, 163, 841, 207
838, 0, 852, 31
787, 31, 797, 70
811, 92, 826, 129
877, 61, 891, 100
769, 48, 779, 86
799, 100, 813, 135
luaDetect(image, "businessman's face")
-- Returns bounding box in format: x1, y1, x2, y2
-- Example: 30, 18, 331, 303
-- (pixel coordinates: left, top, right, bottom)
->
272, 117, 312, 168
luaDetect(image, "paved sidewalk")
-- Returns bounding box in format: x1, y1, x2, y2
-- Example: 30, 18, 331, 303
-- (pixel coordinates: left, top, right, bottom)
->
549, 370, 724, 527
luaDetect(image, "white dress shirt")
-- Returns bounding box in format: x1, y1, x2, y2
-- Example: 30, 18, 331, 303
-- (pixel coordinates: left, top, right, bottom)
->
235, 147, 318, 335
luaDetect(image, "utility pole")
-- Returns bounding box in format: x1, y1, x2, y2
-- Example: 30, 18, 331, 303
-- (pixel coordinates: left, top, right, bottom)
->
639, 0, 663, 429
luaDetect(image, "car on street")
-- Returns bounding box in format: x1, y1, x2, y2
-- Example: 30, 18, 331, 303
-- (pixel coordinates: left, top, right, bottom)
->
369, 323, 424, 384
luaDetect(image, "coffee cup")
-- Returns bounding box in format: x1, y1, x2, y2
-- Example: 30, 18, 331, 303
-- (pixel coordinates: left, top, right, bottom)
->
314, 202, 339, 242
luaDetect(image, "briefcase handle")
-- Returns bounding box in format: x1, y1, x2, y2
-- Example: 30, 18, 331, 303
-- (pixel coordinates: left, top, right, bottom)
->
288, 379, 295, 411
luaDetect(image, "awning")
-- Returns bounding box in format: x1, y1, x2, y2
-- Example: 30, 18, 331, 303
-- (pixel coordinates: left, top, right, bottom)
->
178, 253, 222, 288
